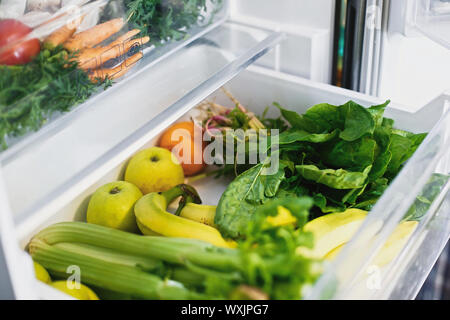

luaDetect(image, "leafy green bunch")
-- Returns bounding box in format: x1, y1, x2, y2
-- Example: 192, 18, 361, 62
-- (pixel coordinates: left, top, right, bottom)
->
216, 100, 428, 237
124, 0, 223, 44
275, 101, 426, 216
0, 47, 111, 149
197, 197, 321, 300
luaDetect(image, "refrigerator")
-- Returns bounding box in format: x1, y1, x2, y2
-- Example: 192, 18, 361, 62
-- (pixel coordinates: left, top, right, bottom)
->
0, 0, 449, 300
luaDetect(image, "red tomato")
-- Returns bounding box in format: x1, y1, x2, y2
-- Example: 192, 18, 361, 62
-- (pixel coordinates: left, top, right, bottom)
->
0, 19, 40, 65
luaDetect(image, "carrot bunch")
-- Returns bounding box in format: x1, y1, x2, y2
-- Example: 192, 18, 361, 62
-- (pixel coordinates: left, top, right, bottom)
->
44, 17, 149, 82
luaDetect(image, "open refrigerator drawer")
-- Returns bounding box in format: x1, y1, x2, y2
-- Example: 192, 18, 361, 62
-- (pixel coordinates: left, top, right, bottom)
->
0, 0, 449, 301
1, 63, 449, 300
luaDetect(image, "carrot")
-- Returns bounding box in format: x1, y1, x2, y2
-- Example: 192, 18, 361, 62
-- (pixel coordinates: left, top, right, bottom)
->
64, 18, 124, 52
77, 35, 149, 70
89, 51, 143, 82
44, 16, 85, 49
108, 29, 142, 47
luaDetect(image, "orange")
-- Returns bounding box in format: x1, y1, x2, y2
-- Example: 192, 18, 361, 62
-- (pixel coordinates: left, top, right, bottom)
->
159, 121, 206, 176
159, 122, 197, 150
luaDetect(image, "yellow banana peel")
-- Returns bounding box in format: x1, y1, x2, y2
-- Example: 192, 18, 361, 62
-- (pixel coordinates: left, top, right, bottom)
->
179, 203, 217, 227
266, 206, 297, 227
134, 191, 232, 248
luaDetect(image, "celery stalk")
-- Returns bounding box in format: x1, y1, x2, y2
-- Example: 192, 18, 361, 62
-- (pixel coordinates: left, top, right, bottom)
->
53, 242, 162, 272
30, 239, 206, 300
33, 222, 242, 271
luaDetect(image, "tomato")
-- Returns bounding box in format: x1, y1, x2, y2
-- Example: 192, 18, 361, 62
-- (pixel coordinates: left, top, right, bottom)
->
0, 19, 40, 65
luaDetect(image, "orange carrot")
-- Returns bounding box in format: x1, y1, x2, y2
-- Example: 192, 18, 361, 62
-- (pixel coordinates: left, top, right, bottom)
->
108, 29, 141, 47
89, 51, 143, 82
77, 35, 149, 70
44, 16, 84, 48
64, 18, 124, 52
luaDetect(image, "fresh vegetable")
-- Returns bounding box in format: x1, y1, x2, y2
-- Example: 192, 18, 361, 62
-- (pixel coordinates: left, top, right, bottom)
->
215, 157, 292, 238
51, 281, 100, 300
89, 51, 143, 82
0, 46, 111, 149
0, 19, 40, 65
63, 18, 125, 52
33, 261, 52, 284
43, 17, 83, 49
404, 173, 449, 221
124, 147, 184, 194
134, 184, 232, 248
159, 121, 206, 176
194, 89, 279, 179
215, 100, 427, 237
86, 181, 143, 233
30, 195, 319, 300
76, 29, 148, 70
119, 0, 224, 44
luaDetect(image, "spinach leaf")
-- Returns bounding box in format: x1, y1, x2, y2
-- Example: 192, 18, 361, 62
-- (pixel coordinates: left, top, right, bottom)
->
404, 173, 449, 221
295, 165, 371, 190
215, 158, 292, 238
339, 101, 376, 141
273, 102, 304, 128
320, 136, 377, 171
353, 178, 389, 210
278, 128, 339, 145
385, 132, 426, 178
367, 100, 390, 126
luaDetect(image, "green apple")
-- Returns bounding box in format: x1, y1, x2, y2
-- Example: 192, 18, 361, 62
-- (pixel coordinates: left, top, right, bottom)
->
124, 147, 184, 194
86, 181, 142, 232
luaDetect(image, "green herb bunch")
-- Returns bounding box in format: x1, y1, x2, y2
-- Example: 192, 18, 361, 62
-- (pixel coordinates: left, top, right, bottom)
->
0, 47, 111, 150
124, 0, 223, 44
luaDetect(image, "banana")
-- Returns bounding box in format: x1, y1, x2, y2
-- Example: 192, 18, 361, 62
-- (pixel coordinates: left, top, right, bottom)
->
136, 220, 162, 236
297, 208, 368, 259
134, 185, 232, 248
179, 203, 217, 227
